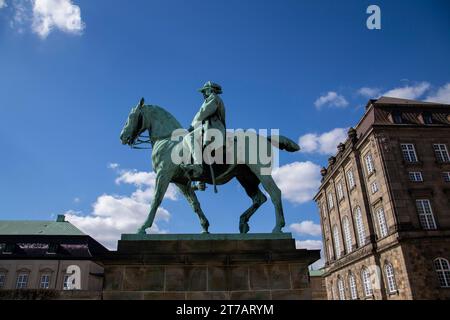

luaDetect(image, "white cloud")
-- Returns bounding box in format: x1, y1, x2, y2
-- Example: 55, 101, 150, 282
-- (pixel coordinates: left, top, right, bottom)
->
426, 83, 450, 104
383, 82, 430, 100
299, 128, 347, 155
357, 87, 381, 98
32, 0, 85, 38
65, 166, 178, 249
108, 163, 119, 170
290, 220, 322, 237
295, 240, 324, 269
115, 169, 178, 201
314, 92, 349, 109
73, 197, 80, 203
7, 0, 84, 38
0, 0, 7, 9
272, 161, 322, 205
295, 239, 323, 250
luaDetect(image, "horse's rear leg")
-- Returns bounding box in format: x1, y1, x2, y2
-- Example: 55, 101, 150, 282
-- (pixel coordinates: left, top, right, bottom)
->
138, 173, 171, 234
176, 183, 210, 233
248, 166, 285, 233
237, 175, 267, 234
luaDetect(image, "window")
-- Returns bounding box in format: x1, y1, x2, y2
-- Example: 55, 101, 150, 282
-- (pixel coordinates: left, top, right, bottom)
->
342, 217, 353, 253
337, 182, 344, 200
63, 274, 72, 290
376, 208, 388, 238
321, 203, 327, 217
401, 144, 418, 163
423, 112, 433, 124
362, 268, 373, 297
365, 154, 375, 175
0, 273, 6, 289
443, 172, 450, 183
328, 193, 334, 209
416, 200, 437, 230
331, 281, 337, 300
434, 258, 450, 288
40, 274, 51, 289
333, 226, 341, 259
434, 144, 450, 163
354, 207, 366, 246
16, 273, 29, 289
328, 243, 334, 261
392, 112, 403, 124
409, 172, 423, 182
349, 273, 358, 300
384, 264, 397, 293
347, 170, 356, 189
338, 278, 346, 300
371, 182, 379, 194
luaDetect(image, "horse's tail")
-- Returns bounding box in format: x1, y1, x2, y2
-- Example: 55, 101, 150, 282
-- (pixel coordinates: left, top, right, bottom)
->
268, 135, 301, 153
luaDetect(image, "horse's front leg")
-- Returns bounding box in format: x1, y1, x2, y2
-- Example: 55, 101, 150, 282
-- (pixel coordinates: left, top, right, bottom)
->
137, 172, 171, 234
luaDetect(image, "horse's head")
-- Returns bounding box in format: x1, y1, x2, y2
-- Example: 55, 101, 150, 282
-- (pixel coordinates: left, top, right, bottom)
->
120, 98, 147, 146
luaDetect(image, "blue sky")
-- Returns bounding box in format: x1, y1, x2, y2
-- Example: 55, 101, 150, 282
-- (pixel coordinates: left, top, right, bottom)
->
1, 0, 450, 256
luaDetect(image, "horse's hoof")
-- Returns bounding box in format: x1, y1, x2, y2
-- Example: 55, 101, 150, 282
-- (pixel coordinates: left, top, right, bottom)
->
137, 227, 147, 235
240, 223, 250, 234
272, 227, 284, 234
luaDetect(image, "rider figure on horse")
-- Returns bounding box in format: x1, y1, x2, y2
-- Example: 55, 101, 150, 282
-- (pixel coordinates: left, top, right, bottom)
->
181, 81, 226, 190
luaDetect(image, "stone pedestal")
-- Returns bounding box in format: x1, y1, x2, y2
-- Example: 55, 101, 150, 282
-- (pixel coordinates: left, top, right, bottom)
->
100, 233, 320, 300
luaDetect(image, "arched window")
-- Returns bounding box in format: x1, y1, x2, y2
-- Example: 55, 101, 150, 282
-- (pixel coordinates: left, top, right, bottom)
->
384, 263, 397, 293
328, 242, 334, 261
434, 258, 450, 288
354, 207, 366, 246
342, 217, 353, 253
376, 207, 388, 238
330, 280, 337, 300
361, 267, 373, 297
348, 273, 358, 300
337, 277, 346, 300
333, 225, 341, 259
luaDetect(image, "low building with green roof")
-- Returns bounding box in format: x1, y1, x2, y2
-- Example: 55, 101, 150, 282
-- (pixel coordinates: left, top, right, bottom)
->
0, 215, 108, 297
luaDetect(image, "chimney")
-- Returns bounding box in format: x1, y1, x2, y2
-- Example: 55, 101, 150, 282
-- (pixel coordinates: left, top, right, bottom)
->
56, 215, 66, 222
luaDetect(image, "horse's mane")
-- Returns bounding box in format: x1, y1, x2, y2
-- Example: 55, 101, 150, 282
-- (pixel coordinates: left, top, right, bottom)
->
148, 105, 183, 129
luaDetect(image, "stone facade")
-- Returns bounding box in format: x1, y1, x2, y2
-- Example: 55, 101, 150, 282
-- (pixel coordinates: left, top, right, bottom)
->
0, 259, 104, 291
315, 97, 450, 300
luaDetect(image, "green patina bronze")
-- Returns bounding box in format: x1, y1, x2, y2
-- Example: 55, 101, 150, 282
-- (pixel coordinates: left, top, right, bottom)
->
119, 83, 300, 235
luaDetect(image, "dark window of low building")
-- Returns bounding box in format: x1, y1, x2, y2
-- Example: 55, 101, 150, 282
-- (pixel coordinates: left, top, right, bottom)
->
392, 112, 403, 124
0, 273, 6, 289
423, 112, 433, 124
16, 273, 29, 289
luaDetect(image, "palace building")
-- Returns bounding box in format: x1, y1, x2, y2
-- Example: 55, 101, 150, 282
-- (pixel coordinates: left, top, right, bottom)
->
0, 215, 107, 299
314, 97, 450, 300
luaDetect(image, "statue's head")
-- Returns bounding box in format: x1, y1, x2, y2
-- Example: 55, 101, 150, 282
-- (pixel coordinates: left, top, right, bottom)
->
198, 81, 222, 98
120, 98, 145, 145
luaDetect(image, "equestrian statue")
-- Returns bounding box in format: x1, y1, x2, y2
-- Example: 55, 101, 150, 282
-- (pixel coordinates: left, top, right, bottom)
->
119, 82, 300, 235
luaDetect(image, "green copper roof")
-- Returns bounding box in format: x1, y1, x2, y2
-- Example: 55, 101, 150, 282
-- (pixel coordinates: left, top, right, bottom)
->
0, 219, 85, 236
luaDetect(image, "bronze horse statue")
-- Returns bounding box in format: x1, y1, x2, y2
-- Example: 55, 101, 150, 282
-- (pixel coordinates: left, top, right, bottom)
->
120, 99, 300, 235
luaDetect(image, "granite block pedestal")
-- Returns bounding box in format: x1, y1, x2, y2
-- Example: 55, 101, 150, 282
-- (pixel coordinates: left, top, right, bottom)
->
100, 233, 320, 300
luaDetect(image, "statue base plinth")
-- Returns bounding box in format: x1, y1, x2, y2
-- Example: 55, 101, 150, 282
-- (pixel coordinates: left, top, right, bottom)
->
100, 233, 320, 300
